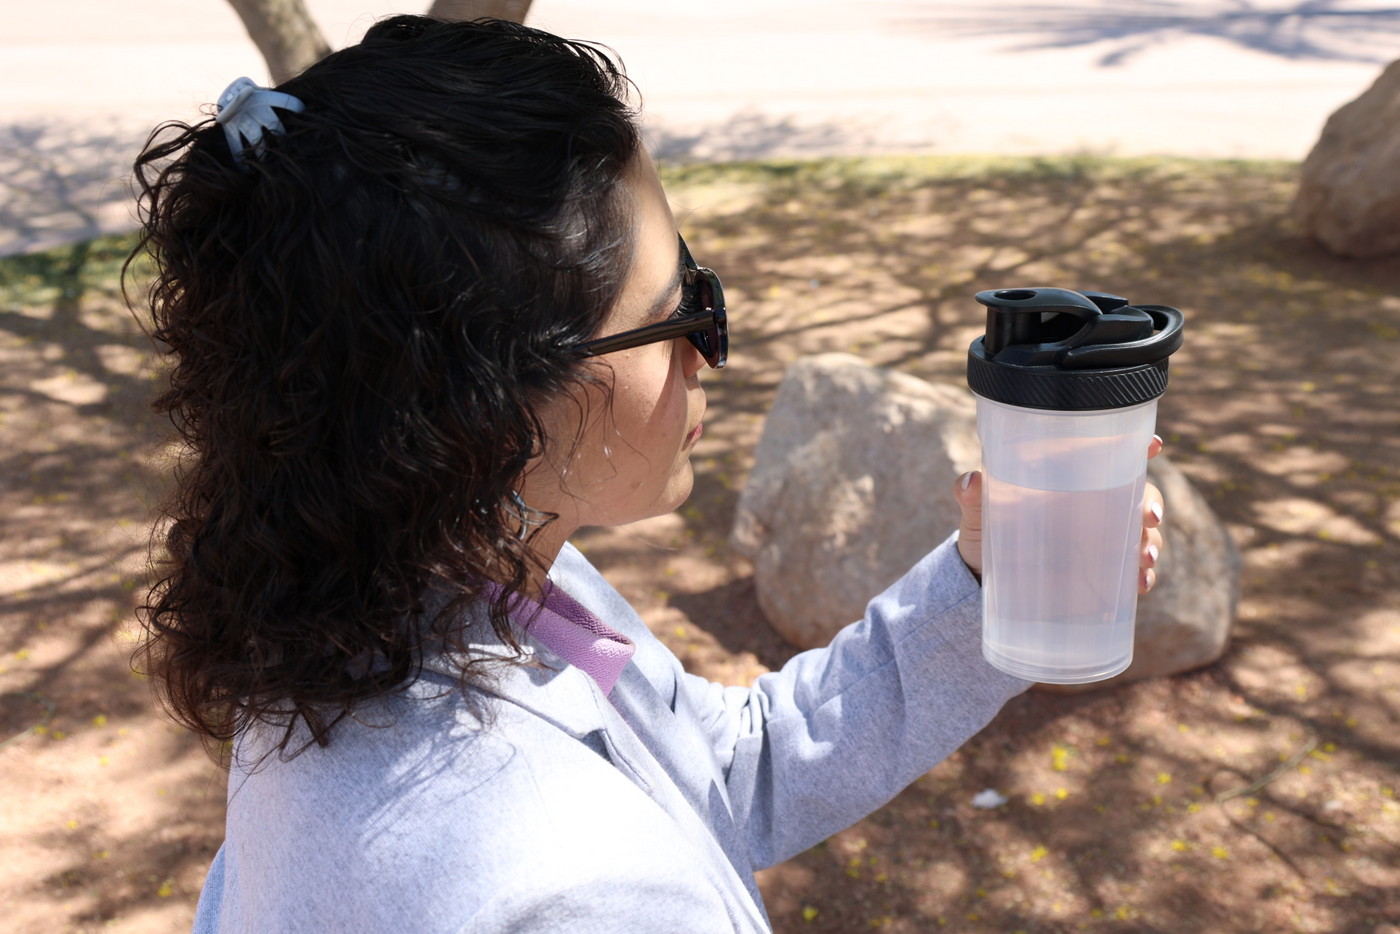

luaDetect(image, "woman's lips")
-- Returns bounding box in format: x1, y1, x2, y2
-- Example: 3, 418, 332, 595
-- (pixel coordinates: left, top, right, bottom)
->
685, 421, 704, 445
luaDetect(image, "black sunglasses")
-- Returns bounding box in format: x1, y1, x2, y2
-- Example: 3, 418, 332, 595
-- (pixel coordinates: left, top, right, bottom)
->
568, 235, 728, 369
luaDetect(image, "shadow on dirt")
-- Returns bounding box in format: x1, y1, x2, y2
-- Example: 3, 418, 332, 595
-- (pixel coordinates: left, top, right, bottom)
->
4, 155, 1399, 931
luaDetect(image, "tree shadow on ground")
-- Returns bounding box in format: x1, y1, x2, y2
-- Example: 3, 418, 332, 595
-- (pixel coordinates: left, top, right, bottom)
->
647, 110, 931, 165
0, 121, 147, 256
5, 155, 1400, 932
0, 236, 222, 932
623, 154, 1400, 932
890, 1, 1400, 66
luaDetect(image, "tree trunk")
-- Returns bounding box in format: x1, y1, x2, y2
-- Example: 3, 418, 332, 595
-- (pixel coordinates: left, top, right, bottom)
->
226, 0, 333, 85
427, 0, 534, 23
1295, 58, 1400, 258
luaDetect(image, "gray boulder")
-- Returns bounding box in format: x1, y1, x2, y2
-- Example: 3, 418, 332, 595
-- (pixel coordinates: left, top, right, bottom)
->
731, 353, 980, 648
1296, 57, 1400, 258
733, 354, 1238, 689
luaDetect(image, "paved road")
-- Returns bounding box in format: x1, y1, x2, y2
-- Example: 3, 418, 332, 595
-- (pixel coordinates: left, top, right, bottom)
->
3, 0, 1397, 255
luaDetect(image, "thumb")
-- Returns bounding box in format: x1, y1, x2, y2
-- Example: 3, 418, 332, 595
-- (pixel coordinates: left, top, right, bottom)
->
953, 470, 983, 580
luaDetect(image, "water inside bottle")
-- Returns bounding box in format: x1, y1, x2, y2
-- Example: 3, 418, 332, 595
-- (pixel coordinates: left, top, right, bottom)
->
981, 475, 1145, 682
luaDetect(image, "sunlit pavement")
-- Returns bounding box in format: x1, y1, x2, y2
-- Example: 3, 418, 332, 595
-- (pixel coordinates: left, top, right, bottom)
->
3, 0, 1397, 254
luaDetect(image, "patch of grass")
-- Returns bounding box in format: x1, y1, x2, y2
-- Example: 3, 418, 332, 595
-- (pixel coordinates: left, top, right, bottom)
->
0, 234, 144, 311
661, 152, 1298, 199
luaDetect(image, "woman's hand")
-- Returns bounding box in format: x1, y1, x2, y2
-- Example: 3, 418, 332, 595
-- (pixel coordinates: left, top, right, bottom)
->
953, 435, 1166, 594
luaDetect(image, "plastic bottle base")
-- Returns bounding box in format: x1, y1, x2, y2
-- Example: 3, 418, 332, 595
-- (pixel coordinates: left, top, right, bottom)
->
982, 644, 1132, 684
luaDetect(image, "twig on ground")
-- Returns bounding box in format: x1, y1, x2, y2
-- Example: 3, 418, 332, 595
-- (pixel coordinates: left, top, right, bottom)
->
1213, 736, 1318, 804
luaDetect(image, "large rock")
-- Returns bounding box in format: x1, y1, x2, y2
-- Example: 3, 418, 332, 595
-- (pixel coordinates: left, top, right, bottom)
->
733, 354, 1238, 689
731, 354, 981, 648
1295, 57, 1400, 258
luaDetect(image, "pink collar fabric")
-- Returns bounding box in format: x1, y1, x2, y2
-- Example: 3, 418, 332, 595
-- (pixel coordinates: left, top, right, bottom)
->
525, 583, 636, 696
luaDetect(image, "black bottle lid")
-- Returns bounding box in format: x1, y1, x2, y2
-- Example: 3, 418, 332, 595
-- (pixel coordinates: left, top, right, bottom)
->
966, 288, 1185, 411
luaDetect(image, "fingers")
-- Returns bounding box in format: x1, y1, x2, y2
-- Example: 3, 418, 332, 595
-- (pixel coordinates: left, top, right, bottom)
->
1140, 480, 1164, 594
1143, 481, 1164, 530
1140, 527, 1163, 594
1140, 437, 1165, 592
953, 470, 983, 580
956, 470, 1164, 594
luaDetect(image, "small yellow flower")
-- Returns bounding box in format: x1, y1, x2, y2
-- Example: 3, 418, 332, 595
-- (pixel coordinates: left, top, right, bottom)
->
91, 715, 107, 728
802, 906, 819, 922
1212, 846, 1229, 860
157, 882, 174, 898
1156, 772, 1173, 785
1030, 792, 1046, 806
1052, 746, 1070, 772
1170, 840, 1189, 852
1030, 845, 1048, 863
1055, 788, 1069, 800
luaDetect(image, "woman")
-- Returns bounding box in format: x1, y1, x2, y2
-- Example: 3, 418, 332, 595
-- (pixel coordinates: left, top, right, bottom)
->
132, 16, 1163, 932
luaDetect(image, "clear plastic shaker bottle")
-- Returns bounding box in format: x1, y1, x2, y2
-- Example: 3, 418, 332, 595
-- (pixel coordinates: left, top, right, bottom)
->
966, 288, 1185, 684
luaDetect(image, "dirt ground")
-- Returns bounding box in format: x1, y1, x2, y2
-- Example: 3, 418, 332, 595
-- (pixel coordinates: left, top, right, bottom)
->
2, 155, 1398, 933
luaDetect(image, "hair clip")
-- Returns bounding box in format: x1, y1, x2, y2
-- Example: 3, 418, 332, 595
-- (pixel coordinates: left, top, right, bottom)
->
215, 77, 304, 166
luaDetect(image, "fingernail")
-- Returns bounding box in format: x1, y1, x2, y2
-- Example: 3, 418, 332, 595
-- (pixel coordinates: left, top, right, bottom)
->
1144, 568, 1156, 592
960, 471, 974, 491
1150, 502, 1164, 524
1153, 434, 1163, 446
1146, 544, 1160, 565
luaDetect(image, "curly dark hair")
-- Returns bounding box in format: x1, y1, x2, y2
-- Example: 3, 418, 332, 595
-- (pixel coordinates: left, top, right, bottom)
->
127, 16, 642, 757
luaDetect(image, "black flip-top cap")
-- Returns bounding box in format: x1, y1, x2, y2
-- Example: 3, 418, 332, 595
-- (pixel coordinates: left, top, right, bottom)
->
967, 287, 1185, 411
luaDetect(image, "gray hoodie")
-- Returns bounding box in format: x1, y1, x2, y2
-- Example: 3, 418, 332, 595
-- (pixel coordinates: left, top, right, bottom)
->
192, 536, 1027, 932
